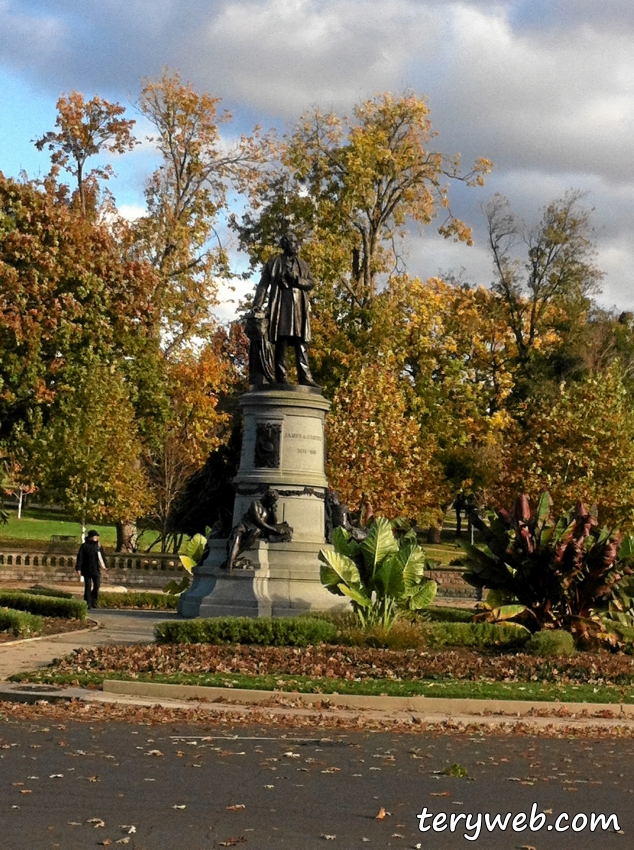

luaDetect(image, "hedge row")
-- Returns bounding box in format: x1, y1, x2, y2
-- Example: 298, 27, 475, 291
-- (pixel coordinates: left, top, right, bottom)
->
425, 606, 476, 624
98, 591, 178, 610
422, 622, 530, 649
155, 616, 338, 647
0, 591, 87, 620
0, 607, 44, 637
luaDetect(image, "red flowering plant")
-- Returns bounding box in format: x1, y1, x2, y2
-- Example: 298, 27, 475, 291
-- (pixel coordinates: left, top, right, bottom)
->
461, 492, 634, 644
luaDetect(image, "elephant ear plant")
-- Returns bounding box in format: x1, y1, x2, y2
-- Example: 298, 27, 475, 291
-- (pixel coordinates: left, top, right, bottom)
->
461, 492, 634, 644
163, 531, 208, 595
319, 517, 438, 630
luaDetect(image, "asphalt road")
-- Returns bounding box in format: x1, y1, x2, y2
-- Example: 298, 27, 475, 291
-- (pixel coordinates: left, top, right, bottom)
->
0, 718, 632, 850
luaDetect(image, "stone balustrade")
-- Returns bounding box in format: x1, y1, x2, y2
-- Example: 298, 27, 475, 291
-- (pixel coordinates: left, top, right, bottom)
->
0, 549, 185, 588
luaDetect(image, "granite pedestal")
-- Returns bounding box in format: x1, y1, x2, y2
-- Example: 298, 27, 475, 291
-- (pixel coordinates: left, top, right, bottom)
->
178, 386, 347, 618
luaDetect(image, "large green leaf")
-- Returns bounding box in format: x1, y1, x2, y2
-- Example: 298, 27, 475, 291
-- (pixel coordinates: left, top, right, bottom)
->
373, 554, 405, 599
331, 525, 361, 559
460, 541, 506, 584
180, 533, 207, 568
533, 491, 552, 532
163, 575, 191, 595
319, 549, 362, 593
179, 555, 198, 574
361, 517, 398, 576
619, 535, 634, 562
398, 542, 427, 587
404, 579, 437, 609
339, 584, 371, 608
489, 604, 527, 621
486, 588, 518, 607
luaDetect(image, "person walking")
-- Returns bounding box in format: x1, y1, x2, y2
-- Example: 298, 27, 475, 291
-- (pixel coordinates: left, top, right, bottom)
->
75, 529, 107, 609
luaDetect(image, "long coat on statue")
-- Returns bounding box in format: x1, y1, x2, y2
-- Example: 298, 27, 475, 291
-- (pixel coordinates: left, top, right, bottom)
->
253, 252, 315, 343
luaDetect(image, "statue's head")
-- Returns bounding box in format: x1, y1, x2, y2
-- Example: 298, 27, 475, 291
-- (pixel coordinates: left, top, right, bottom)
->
263, 488, 279, 507
280, 233, 298, 255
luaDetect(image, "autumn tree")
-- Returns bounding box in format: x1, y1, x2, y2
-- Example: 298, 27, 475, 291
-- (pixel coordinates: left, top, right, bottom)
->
327, 362, 442, 522
484, 190, 602, 395
34, 92, 137, 217
134, 69, 262, 350
500, 364, 634, 527
236, 92, 491, 307
0, 174, 158, 448
324, 276, 516, 524
143, 333, 239, 550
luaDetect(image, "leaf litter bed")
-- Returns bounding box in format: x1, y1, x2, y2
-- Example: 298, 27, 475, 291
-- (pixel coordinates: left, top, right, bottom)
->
9, 644, 634, 704
2, 698, 634, 741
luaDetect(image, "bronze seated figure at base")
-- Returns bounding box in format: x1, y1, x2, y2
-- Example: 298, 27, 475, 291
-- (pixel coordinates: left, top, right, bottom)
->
224, 489, 293, 572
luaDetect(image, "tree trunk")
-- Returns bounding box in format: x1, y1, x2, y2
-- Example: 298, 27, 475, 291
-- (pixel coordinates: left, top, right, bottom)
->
426, 525, 442, 544
17, 489, 23, 519
115, 519, 138, 553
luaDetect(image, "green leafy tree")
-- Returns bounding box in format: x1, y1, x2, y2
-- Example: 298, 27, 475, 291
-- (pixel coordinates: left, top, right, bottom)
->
32, 362, 151, 539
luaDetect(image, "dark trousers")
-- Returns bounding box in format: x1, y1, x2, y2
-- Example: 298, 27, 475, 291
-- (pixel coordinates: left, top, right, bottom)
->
274, 338, 315, 385
83, 574, 101, 608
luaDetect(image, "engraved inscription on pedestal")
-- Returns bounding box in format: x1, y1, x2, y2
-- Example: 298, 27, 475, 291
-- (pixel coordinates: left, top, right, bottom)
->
254, 423, 281, 468
282, 415, 324, 473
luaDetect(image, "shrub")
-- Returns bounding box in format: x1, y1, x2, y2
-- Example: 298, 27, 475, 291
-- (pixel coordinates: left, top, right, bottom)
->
525, 630, 576, 657
425, 606, 476, 623
155, 616, 338, 647
0, 607, 44, 637
97, 592, 178, 610
27, 585, 74, 599
0, 591, 87, 620
421, 622, 530, 649
462, 493, 634, 642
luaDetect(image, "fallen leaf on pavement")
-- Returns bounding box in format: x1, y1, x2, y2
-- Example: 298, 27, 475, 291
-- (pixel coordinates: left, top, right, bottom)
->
88, 819, 106, 828
375, 807, 387, 819
430, 792, 450, 797
226, 805, 246, 811
321, 835, 336, 841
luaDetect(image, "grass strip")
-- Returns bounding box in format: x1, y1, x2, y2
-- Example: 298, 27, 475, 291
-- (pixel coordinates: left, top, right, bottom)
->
9, 668, 634, 704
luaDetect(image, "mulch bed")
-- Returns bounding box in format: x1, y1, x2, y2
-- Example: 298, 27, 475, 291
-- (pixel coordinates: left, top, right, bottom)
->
0, 618, 91, 644
44, 643, 634, 686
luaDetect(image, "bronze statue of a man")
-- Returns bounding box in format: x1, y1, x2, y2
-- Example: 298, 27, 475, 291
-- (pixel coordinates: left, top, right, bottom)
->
251, 233, 319, 387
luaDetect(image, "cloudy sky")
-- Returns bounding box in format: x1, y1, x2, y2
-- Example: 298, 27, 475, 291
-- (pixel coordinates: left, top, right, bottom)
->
1, 0, 633, 316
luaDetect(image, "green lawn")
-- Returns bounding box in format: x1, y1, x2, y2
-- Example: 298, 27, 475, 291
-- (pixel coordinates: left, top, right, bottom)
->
0, 507, 117, 548
10, 668, 634, 705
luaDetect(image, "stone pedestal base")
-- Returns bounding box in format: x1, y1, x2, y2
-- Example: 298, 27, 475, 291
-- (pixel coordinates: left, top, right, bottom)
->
178, 539, 347, 618
177, 386, 346, 619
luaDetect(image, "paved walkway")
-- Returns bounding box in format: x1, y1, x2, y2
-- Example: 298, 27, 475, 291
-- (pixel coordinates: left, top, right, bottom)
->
0, 609, 178, 680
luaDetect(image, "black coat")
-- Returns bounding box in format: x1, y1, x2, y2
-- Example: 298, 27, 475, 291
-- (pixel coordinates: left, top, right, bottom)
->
76, 540, 106, 577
